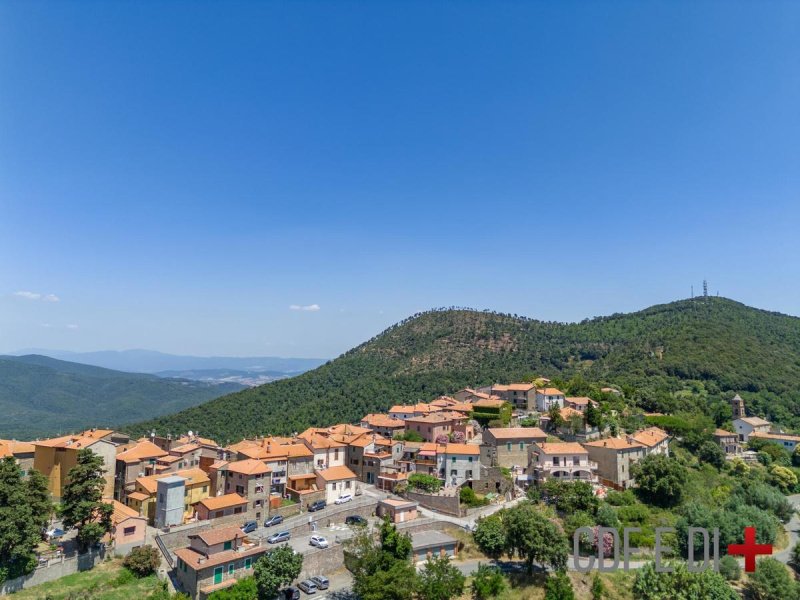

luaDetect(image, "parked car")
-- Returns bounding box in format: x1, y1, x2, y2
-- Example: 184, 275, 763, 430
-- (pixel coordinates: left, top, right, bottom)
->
241, 520, 258, 534
297, 580, 318, 594
45, 527, 65, 540
283, 586, 301, 600
310, 575, 329, 590
335, 494, 353, 505
307, 499, 326, 512
264, 514, 284, 527
345, 515, 366, 527
309, 535, 329, 549
268, 531, 291, 544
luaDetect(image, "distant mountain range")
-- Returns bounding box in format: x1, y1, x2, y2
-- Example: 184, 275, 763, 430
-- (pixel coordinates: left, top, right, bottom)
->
125, 297, 800, 443
7, 349, 328, 386
0, 354, 248, 439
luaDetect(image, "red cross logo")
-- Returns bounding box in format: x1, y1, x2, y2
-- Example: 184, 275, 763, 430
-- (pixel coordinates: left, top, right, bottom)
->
727, 527, 772, 572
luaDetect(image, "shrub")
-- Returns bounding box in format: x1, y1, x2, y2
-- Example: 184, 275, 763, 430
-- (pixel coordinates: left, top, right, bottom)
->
408, 473, 442, 493
605, 489, 636, 506
544, 571, 575, 600
122, 545, 161, 577
471, 563, 506, 600
718, 555, 740, 581
747, 557, 800, 600
460, 486, 489, 508
617, 503, 649, 524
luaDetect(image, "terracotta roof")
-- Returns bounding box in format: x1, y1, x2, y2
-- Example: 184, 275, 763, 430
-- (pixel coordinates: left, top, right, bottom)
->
348, 434, 387, 448
713, 429, 736, 437
34, 434, 107, 449
487, 427, 547, 440
170, 443, 200, 454
316, 465, 357, 481
116, 440, 169, 463
566, 397, 594, 406
750, 432, 800, 442
327, 424, 372, 436
536, 388, 565, 396
736, 416, 771, 427
449, 403, 475, 413
177, 435, 219, 447
0, 439, 35, 456
112, 500, 142, 524
404, 413, 455, 424
389, 405, 417, 414
157, 455, 182, 464
175, 544, 265, 571
361, 414, 405, 428
534, 442, 587, 455
198, 493, 247, 510
444, 443, 481, 455
629, 427, 669, 447
136, 468, 209, 494
472, 398, 505, 409
225, 459, 271, 476
380, 498, 417, 508
81, 429, 114, 439
286, 444, 313, 458
506, 383, 535, 391
127, 491, 150, 502
560, 407, 584, 420
191, 525, 246, 547
584, 438, 642, 450
302, 434, 346, 450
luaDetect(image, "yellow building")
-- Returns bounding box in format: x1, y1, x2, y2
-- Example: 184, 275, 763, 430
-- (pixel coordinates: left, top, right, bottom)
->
33, 430, 117, 501
126, 467, 210, 525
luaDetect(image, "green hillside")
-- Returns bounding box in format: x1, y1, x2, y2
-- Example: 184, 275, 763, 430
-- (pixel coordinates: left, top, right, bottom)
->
0, 355, 244, 439
124, 297, 800, 443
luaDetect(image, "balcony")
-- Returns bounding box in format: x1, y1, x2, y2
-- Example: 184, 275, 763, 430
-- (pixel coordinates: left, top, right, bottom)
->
531, 460, 598, 483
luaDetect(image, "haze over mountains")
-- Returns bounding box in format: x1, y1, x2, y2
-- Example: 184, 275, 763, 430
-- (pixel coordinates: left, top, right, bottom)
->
7, 349, 328, 387
0, 354, 247, 439
126, 297, 800, 443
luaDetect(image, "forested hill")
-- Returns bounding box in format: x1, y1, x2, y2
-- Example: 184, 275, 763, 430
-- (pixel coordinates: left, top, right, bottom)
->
0, 355, 244, 439
124, 297, 800, 443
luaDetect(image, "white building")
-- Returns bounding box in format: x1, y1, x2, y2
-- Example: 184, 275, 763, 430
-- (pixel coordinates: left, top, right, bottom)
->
528, 442, 598, 484
535, 388, 566, 412
749, 431, 800, 453
437, 443, 481, 487
733, 416, 771, 442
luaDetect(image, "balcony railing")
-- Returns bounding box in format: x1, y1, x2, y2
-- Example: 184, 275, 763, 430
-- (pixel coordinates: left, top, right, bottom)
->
535, 460, 598, 470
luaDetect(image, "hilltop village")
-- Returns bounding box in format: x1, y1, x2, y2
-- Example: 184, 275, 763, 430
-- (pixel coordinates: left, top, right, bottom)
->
2, 380, 799, 600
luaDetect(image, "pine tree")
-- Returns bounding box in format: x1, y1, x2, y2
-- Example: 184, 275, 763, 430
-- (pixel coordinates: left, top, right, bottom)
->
60, 449, 113, 551
0, 457, 42, 582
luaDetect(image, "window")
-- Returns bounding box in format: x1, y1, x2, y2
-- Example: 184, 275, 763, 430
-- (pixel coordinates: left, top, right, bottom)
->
215, 510, 224, 518
452, 457, 456, 463
334, 449, 340, 460
228, 563, 235, 576
245, 558, 252, 569
507, 443, 512, 452
519, 442, 524, 450
345, 481, 351, 489
468, 457, 473, 463
202, 485, 207, 493
123, 526, 136, 536
224, 541, 232, 551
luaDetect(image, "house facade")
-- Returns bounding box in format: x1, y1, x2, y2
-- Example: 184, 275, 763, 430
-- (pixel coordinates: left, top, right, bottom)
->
437, 443, 481, 487
528, 442, 598, 484
733, 417, 772, 442
583, 438, 646, 489
481, 427, 547, 468
713, 429, 741, 455
535, 388, 566, 412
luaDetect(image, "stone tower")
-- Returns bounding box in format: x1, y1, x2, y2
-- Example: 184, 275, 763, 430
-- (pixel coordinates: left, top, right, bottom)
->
731, 393, 745, 419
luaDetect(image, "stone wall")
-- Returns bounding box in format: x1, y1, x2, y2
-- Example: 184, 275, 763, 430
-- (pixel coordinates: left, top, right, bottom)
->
405, 490, 461, 516
0, 548, 106, 595
298, 544, 345, 580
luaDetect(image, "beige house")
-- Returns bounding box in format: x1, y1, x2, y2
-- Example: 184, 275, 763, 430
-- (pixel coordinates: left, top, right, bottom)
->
174, 525, 266, 599
492, 383, 537, 410
0, 440, 35, 475
627, 427, 670, 456
316, 465, 358, 503
360, 413, 406, 438
583, 438, 646, 489
713, 429, 741, 455
378, 498, 418, 523
221, 459, 271, 521
482, 427, 547, 468
565, 397, 598, 412
34, 430, 117, 501
195, 493, 248, 521
528, 442, 598, 484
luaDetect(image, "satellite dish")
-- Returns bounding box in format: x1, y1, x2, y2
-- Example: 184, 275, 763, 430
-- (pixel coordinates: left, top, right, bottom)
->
188, 430, 193, 437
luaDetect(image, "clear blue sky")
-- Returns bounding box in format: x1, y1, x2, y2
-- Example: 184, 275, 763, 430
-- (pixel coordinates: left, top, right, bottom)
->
1, 1, 799, 358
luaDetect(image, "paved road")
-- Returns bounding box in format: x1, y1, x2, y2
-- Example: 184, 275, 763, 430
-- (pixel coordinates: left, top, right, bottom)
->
773, 493, 800, 564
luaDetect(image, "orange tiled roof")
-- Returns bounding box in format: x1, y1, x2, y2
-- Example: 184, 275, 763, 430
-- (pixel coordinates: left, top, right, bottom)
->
225, 459, 271, 476
112, 500, 142, 524
536, 388, 565, 396
535, 442, 588, 455
629, 427, 669, 448
0, 439, 35, 456
444, 443, 480, 455
198, 493, 247, 510
116, 440, 169, 463
472, 397, 505, 409
487, 427, 547, 440
316, 465, 357, 481
361, 414, 405, 428
136, 468, 209, 494
584, 438, 643, 450
191, 525, 246, 547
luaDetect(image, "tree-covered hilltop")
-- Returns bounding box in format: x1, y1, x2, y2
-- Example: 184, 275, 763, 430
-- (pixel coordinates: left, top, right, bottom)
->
0, 355, 245, 439
123, 297, 800, 443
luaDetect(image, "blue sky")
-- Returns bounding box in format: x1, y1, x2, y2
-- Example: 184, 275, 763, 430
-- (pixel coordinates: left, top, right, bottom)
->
1, 1, 799, 358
